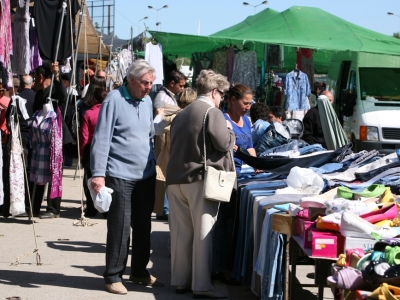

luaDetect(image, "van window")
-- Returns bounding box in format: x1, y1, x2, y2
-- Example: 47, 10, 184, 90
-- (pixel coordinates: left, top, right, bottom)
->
348, 70, 356, 93
359, 67, 400, 101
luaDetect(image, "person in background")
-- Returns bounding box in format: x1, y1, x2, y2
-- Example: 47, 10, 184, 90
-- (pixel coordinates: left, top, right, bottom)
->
249, 102, 270, 150
77, 76, 107, 216
267, 105, 286, 123
80, 88, 107, 217
166, 69, 233, 299
61, 73, 79, 97
12, 75, 36, 218
302, 90, 334, 148
212, 84, 260, 285
30, 62, 71, 219
81, 68, 94, 98
153, 70, 187, 109
153, 69, 187, 220
90, 59, 164, 295
153, 87, 197, 221
255, 106, 291, 155
0, 83, 11, 217
18, 75, 35, 117
309, 82, 321, 108
96, 69, 106, 79
223, 84, 258, 176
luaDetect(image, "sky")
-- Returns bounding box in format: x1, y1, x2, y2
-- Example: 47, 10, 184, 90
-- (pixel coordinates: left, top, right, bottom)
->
107, 0, 400, 40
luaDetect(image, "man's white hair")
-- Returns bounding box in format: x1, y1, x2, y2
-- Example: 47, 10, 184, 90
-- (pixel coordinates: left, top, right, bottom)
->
127, 59, 156, 80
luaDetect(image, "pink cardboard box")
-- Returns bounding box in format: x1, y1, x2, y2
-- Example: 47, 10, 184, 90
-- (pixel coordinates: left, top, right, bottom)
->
311, 230, 337, 258
296, 218, 313, 237
303, 222, 316, 249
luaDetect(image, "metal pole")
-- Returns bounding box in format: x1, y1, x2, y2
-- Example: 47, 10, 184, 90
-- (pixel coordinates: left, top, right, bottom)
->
130, 26, 133, 58
64, 0, 86, 120
47, 2, 68, 104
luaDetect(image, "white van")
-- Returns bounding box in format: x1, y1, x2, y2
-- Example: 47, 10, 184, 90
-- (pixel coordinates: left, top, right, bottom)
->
327, 51, 400, 154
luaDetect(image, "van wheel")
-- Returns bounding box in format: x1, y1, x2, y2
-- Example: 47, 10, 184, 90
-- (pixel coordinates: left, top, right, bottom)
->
351, 134, 358, 153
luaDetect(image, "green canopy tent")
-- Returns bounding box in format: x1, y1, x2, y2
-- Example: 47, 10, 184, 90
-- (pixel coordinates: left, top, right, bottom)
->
150, 6, 400, 74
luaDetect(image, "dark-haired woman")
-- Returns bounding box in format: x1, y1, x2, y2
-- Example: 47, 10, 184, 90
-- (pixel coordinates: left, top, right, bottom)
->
213, 84, 260, 282
80, 88, 107, 217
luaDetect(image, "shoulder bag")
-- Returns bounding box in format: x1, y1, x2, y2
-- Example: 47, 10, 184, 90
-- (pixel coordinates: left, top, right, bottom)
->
202, 107, 236, 202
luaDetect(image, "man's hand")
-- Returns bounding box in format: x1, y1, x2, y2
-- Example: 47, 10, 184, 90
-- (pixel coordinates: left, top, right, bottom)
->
52, 61, 59, 80
91, 176, 105, 194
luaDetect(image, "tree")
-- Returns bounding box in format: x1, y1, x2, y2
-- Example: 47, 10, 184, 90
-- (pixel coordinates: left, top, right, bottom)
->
95, 21, 100, 29
393, 32, 400, 39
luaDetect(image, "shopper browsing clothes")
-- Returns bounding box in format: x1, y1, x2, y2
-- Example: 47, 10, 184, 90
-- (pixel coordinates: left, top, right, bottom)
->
30, 62, 72, 219
90, 59, 163, 295
166, 70, 234, 299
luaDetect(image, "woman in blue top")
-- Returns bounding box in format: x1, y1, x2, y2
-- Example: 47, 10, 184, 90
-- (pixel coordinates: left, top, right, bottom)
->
223, 84, 258, 176
213, 84, 260, 280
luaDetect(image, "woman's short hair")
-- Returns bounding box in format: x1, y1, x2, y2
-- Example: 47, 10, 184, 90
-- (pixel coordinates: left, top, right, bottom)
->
250, 102, 269, 124
83, 76, 107, 108
195, 69, 230, 95
127, 59, 156, 80
225, 84, 253, 109
177, 87, 197, 109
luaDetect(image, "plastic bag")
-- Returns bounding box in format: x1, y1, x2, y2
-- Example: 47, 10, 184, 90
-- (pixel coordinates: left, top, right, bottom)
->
286, 166, 324, 194
87, 178, 113, 213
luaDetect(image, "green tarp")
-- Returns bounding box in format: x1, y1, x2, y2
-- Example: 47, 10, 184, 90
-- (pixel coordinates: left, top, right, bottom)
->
150, 6, 400, 74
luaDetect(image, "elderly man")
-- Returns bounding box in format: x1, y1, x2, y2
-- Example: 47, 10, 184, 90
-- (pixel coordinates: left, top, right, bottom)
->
90, 59, 163, 295
18, 75, 36, 116
302, 90, 334, 148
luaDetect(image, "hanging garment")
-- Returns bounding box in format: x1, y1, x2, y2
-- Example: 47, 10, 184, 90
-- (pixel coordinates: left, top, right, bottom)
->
226, 47, 235, 83
49, 108, 63, 199
0, 0, 13, 67
297, 48, 315, 90
212, 49, 227, 76
232, 51, 258, 91
284, 70, 310, 111
9, 112, 25, 216
30, 109, 57, 184
267, 44, 281, 67
12, 0, 31, 75
145, 43, 164, 85
29, 20, 42, 71
0, 131, 3, 206
190, 51, 214, 87
33, 0, 80, 61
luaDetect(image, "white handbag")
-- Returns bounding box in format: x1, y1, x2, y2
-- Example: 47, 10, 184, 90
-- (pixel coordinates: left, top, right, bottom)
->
202, 107, 236, 202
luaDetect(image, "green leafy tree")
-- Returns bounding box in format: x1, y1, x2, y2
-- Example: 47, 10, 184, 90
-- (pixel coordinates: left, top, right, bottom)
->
393, 32, 400, 39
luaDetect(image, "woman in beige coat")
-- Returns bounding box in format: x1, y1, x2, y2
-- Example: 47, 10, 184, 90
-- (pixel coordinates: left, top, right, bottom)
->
166, 70, 235, 299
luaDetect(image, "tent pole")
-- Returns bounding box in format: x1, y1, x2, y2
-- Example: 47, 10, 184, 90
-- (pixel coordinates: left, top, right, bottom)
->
47, 2, 68, 106
64, 0, 86, 119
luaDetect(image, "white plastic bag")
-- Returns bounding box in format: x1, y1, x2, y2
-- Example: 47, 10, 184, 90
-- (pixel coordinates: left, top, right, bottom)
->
87, 178, 113, 213
286, 167, 324, 194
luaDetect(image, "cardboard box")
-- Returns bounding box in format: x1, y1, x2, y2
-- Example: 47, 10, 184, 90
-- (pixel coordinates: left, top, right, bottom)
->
341, 236, 376, 253
272, 213, 295, 236
311, 230, 337, 258
304, 223, 316, 249
295, 218, 313, 237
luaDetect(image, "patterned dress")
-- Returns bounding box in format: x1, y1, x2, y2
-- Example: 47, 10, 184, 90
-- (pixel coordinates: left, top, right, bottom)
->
30, 110, 57, 184
9, 113, 25, 215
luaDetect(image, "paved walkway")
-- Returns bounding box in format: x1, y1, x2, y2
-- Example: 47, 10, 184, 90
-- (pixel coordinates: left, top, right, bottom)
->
0, 167, 332, 299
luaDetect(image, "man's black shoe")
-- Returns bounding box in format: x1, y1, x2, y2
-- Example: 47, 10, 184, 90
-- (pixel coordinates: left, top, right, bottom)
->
156, 214, 169, 221
39, 212, 60, 219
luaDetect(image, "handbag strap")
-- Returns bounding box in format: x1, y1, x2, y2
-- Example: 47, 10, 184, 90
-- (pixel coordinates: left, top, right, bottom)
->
202, 107, 235, 171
